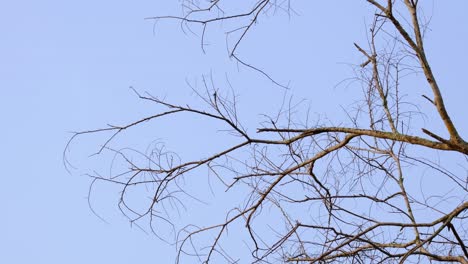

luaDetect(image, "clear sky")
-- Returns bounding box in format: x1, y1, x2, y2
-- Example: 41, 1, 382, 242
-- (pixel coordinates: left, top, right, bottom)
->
1, 1, 467, 263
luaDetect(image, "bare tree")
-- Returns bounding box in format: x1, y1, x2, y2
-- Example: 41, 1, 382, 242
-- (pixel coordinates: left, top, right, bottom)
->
67, 1, 468, 263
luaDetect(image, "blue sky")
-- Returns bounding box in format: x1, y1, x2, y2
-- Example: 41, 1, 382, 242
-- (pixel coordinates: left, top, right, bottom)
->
1, 1, 467, 263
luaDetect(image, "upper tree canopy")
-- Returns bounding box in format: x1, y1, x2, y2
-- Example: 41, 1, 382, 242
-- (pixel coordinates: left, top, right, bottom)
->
68, 1, 468, 263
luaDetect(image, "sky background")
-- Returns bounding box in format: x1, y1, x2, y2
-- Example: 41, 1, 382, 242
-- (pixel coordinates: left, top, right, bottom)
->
1, 1, 467, 263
